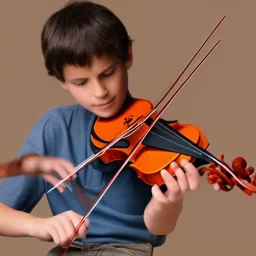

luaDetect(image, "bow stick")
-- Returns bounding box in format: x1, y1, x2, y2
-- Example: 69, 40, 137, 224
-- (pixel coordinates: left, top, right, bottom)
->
61, 15, 226, 255
48, 15, 226, 194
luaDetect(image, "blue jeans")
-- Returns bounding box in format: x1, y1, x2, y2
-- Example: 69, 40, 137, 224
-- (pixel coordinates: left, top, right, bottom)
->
47, 242, 153, 256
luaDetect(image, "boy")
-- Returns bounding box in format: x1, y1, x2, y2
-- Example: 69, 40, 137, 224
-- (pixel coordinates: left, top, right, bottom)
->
0, 1, 220, 255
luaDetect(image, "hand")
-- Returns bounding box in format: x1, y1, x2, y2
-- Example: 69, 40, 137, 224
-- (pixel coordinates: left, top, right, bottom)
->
27, 210, 89, 248
151, 159, 220, 204
20, 155, 77, 192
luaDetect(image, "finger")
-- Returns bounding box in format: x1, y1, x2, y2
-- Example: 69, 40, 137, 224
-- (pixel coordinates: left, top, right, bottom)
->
213, 182, 221, 191
59, 159, 76, 176
53, 220, 69, 247
37, 158, 54, 173
53, 160, 77, 181
68, 212, 88, 238
160, 169, 182, 201
53, 164, 76, 182
77, 218, 89, 238
170, 162, 190, 193
42, 174, 66, 193
180, 159, 200, 190
47, 225, 61, 245
62, 214, 78, 243
151, 184, 170, 205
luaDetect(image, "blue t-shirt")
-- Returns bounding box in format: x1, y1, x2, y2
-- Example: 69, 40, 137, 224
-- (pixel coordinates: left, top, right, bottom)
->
0, 104, 166, 247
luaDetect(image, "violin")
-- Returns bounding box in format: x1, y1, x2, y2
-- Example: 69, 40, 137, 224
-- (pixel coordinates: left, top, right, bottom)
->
90, 97, 256, 195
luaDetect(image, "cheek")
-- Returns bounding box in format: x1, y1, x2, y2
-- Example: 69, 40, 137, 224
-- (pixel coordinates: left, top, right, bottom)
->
113, 72, 128, 94
68, 88, 91, 106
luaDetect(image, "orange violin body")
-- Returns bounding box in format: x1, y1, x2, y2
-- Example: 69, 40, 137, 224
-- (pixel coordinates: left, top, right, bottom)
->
91, 98, 208, 185
90, 98, 256, 193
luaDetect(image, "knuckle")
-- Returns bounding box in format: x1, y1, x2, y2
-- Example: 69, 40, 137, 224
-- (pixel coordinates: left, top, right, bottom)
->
60, 239, 68, 247
54, 238, 60, 246
170, 184, 181, 195
163, 197, 172, 205
190, 182, 200, 191
153, 193, 166, 205
170, 190, 182, 199
185, 162, 196, 172
66, 210, 73, 216
182, 186, 190, 192
68, 231, 75, 241
174, 168, 183, 176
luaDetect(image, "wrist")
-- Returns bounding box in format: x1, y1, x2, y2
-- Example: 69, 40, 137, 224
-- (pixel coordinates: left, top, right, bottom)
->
144, 196, 183, 235
23, 215, 42, 237
151, 195, 183, 215
0, 154, 39, 178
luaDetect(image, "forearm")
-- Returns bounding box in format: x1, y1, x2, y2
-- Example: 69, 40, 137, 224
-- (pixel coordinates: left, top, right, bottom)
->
144, 196, 183, 235
0, 203, 39, 237
0, 153, 39, 179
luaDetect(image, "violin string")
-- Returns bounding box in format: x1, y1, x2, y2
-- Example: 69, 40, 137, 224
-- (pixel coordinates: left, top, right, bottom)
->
154, 119, 256, 191
148, 124, 203, 156
61, 19, 225, 256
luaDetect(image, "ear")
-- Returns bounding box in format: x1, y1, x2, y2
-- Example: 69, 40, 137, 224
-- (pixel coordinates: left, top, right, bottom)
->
126, 43, 133, 70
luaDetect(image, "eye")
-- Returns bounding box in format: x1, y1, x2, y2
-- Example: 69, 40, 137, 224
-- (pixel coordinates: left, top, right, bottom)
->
76, 80, 88, 86
101, 68, 115, 78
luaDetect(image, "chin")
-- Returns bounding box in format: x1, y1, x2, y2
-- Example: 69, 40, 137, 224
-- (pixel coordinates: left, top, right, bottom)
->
94, 99, 124, 118
96, 109, 119, 119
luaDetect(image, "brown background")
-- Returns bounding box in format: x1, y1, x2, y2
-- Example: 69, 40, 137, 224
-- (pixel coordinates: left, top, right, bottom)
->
1, 0, 256, 255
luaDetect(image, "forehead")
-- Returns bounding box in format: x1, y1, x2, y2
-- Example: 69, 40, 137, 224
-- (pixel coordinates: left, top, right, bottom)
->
63, 55, 118, 79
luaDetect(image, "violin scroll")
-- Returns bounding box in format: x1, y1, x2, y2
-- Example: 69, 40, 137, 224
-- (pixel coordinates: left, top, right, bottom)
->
199, 155, 256, 195
231, 157, 255, 178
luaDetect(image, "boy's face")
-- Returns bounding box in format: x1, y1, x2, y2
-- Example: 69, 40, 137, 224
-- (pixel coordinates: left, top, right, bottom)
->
60, 52, 133, 118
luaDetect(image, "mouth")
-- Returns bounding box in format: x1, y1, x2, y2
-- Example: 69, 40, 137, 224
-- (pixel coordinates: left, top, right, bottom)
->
95, 97, 115, 108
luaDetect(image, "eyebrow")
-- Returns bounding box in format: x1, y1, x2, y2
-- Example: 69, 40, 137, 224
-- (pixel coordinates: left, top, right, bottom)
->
69, 63, 116, 83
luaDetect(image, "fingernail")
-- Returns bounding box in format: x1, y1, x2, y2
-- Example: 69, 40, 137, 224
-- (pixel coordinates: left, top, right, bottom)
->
161, 169, 167, 175
170, 161, 178, 168
180, 159, 189, 165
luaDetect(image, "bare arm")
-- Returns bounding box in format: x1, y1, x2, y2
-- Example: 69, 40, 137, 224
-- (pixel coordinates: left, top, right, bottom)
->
0, 154, 76, 193
143, 160, 201, 235
144, 191, 183, 235
0, 203, 37, 237
0, 203, 89, 247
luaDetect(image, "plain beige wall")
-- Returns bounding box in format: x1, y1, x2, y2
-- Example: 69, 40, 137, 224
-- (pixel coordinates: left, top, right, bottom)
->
2, 0, 256, 255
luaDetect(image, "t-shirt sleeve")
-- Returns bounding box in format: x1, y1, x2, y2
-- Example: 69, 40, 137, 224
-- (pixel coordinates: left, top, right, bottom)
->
0, 110, 57, 213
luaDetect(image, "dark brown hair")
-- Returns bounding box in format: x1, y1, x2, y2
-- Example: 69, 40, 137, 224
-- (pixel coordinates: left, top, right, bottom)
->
41, 0, 133, 82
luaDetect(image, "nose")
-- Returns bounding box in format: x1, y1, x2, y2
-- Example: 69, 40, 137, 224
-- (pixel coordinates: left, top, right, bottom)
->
93, 81, 108, 98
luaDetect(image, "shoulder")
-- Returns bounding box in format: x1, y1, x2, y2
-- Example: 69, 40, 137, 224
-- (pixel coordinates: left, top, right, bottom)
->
18, 104, 95, 156
43, 104, 88, 122
33, 104, 93, 131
